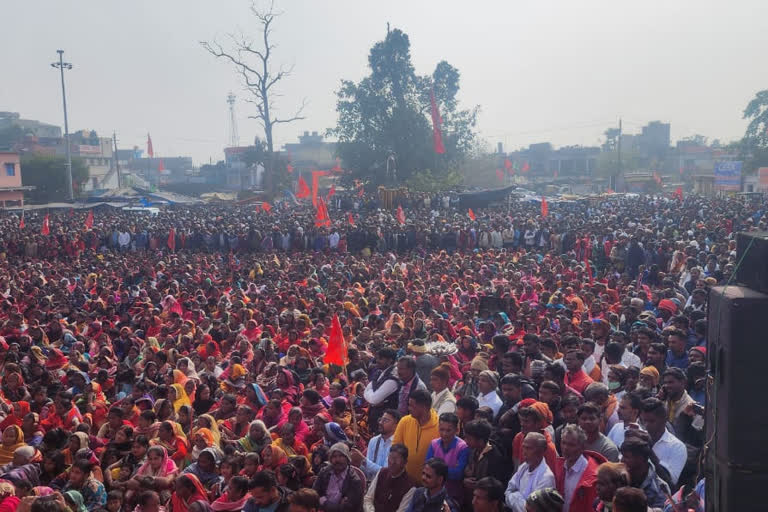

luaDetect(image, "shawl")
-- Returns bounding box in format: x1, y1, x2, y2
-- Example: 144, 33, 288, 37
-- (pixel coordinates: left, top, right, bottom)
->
63, 490, 88, 512
259, 444, 287, 471
171, 384, 192, 413
0, 401, 30, 430
136, 446, 178, 477
211, 490, 250, 511
198, 415, 222, 446
171, 473, 209, 512
0, 426, 25, 465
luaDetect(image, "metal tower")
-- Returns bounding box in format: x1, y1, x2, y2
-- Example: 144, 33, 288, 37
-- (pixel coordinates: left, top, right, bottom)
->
227, 93, 240, 147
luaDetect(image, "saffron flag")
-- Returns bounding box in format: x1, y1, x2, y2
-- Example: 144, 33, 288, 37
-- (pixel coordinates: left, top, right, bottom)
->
147, 134, 154, 158
311, 169, 330, 207
286, 163, 294, 174
347, 212, 355, 227
521, 161, 530, 173
430, 88, 446, 154
297, 176, 310, 198
496, 169, 505, 182
315, 198, 331, 227
261, 202, 272, 213
167, 228, 176, 251
673, 187, 683, 201
468, 208, 476, 221
324, 314, 348, 366
41, 214, 50, 236
396, 205, 406, 225
541, 198, 549, 218
18, 214, 24, 229
84, 210, 94, 230
327, 184, 336, 200
504, 158, 513, 171
158, 159, 165, 172
331, 158, 343, 173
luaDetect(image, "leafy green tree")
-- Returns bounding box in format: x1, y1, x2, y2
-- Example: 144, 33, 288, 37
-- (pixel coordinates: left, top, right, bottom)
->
0, 125, 24, 150
741, 90, 768, 173
330, 28, 478, 189
21, 155, 88, 203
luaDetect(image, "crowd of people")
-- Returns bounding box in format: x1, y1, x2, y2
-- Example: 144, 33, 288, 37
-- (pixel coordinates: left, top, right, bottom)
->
0, 190, 761, 512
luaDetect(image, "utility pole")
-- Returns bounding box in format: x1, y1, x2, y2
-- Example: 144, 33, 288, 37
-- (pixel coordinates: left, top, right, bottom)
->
113, 132, 121, 188
613, 117, 622, 191
51, 50, 74, 201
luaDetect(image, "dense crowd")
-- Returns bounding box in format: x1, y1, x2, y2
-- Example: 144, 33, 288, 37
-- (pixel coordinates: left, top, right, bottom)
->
0, 190, 762, 512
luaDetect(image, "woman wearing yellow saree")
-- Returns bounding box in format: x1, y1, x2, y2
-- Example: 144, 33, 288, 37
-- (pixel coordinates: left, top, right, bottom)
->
0, 425, 25, 465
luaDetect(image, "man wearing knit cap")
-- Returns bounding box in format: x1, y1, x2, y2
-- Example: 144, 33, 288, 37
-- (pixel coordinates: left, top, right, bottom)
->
313, 442, 365, 512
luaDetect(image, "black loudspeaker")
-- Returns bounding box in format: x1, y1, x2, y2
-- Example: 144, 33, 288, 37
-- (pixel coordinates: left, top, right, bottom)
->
735, 231, 768, 294
706, 285, 768, 512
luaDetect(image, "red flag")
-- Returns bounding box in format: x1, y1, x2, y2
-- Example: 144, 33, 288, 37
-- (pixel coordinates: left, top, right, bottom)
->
496, 169, 504, 182
468, 208, 476, 221
347, 212, 355, 227
396, 205, 406, 225
430, 88, 446, 154
327, 184, 336, 200
541, 198, 549, 218
286, 163, 294, 174
504, 158, 513, 171
18, 213, 24, 229
521, 161, 531, 173
311, 169, 329, 207
41, 214, 50, 235
315, 198, 331, 227
84, 210, 94, 230
297, 176, 310, 198
357, 183, 364, 198
584, 257, 594, 285
147, 134, 154, 158
653, 172, 662, 185
673, 187, 683, 201
324, 314, 348, 366
157, 159, 165, 172
167, 228, 176, 251
331, 158, 343, 173
261, 202, 272, 213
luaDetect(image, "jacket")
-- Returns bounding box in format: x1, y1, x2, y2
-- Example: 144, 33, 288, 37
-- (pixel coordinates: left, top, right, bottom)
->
243, 486, 292, 512
313, 465, 365, 512
393, 409, 440, 482
552, 450, 606, 512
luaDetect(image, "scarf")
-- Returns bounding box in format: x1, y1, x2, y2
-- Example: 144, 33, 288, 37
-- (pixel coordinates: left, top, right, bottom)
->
0, 425, 25, 465
171, 473, 209, 512
211, 491, 250, 511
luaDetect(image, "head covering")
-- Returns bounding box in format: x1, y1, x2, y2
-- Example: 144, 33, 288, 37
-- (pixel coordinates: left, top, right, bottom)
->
137, 446, 178, 477
329, 442, 351, 462
658, 299, 677, 313
479, 370, 499, 389
324, 422, 348, 444
639, 366, 660, 386
171, 383, 192, 412
470, 356, 489, 372
526, 488, 565, 512
0, 426, 24, 465
529, 401, 554, 428
64, 490, 88, 512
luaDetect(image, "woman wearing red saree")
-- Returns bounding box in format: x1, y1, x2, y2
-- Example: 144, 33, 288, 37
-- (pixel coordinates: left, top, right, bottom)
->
171, 473, 209, 512
151, 421, 189, 465
0, 401, 30, 430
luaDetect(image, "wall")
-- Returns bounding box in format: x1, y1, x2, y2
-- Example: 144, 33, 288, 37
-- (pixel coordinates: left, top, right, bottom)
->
0, 152, 21, 188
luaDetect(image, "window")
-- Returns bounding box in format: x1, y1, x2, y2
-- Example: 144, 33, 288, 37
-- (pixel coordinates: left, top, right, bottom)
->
4, 163, 14, 176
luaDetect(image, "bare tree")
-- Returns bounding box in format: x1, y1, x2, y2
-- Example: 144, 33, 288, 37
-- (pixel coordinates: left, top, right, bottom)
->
201, 1, 305, 192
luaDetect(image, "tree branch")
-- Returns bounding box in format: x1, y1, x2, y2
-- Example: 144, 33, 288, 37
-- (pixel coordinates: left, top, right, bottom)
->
272, 98, 308, 125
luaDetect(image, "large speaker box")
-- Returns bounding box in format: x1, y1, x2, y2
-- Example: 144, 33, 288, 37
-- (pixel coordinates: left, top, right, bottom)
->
706, 285, 768, 512
735, 231, 768, 294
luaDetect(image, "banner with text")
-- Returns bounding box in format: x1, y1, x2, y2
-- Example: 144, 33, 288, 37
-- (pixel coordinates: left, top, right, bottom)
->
714, 161, 742, 191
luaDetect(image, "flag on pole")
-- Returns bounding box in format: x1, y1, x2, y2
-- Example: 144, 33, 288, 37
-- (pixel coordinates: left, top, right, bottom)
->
521, 161, 531, 173
396, 205, 406, 225
18, 213, 24, 229
261, 202, 272, 213
286, 163, 294, 174
673, 187, 683, 201
468, 208, 476, 221
158, 159, 165, 172
315, 198, 331, 227
147, 134, 154, 158
496, 169, 504, 182
297, 176, 310, 198
327, 184, 336, 200
167, 228, 176, 251
311, 169, 330, 207
41, 214, 50, 235
347, 212, 355, 227
653, 172, 662, 185
84, 210, 94, 230
504, 158, 513, 171
430, 88, 446, 154
541, 197, 549, 218
324, 314, 348, 366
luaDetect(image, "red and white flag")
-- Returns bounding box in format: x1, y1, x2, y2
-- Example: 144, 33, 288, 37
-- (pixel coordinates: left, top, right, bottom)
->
468, 208, 476, 221
430, 88, 446, 154
261, 202, 272, 213
396, 205, 406, 225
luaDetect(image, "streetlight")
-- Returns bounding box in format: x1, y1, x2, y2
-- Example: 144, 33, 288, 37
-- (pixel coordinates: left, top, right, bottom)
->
51, 50, 74, 201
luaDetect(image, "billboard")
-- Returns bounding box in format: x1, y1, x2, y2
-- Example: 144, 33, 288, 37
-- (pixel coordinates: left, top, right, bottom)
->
714, 161, 742, 191
759, 167, 768, 190
77, 145, 102, 155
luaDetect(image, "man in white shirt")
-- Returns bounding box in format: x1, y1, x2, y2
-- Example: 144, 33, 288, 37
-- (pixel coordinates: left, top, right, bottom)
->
504, 432, 556, 512
640, 397, 687, 486
476, 370, 503, 417
607, 392, 644, 449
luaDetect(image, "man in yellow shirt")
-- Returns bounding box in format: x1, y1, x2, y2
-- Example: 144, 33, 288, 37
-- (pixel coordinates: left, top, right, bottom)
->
392, 389, 439, 482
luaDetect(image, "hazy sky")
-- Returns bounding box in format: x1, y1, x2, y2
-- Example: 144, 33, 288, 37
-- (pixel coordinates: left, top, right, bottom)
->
3, 0, 767, 165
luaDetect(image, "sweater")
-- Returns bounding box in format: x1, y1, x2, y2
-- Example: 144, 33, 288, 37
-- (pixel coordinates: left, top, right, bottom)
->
393, 410, 440, 482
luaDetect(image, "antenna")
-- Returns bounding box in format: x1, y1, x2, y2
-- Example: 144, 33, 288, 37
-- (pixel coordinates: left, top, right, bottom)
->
227, 93, 240, 147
